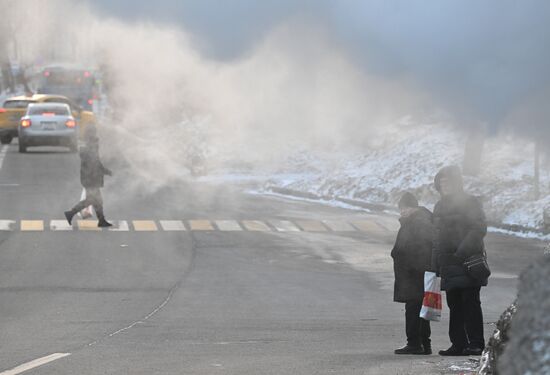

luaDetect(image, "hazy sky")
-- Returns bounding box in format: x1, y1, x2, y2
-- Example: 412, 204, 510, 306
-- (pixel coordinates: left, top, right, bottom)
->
92, 0, 550, 131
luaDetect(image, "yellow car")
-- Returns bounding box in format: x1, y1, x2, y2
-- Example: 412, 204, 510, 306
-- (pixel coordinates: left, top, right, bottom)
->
0, 94, 96, 144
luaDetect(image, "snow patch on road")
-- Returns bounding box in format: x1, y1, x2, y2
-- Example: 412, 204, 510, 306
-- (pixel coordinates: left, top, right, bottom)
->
488, 227, 550, 241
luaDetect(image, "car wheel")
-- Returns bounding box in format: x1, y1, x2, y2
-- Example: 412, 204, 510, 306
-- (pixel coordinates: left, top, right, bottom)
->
19, 141, 27, 153
1, 136, 13, 144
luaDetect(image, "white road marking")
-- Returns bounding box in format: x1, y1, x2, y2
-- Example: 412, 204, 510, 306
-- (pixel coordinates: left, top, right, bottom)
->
50, 220, 73, 231
109, 220, 130, 232
323, 220, 356, 232
242, 220, 271, 231
0, 145, 9, 171
0, 353, 71, 375
373, 217, 400, 232
159, 220, 186, 231
0, 220, 16, 231
352, 220, 386, 233
269, 220, 301, 232
215, 220, 242, 231
295, 220, 328, 232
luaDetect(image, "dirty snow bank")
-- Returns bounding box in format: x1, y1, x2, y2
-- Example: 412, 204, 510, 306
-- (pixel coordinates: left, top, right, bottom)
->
257, 119, 549, 230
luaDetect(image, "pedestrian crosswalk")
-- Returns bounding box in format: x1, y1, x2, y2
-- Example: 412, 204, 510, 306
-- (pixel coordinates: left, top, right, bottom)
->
159, 220, 186, 231
0, 219, 398, 234
132, 220, 158, 232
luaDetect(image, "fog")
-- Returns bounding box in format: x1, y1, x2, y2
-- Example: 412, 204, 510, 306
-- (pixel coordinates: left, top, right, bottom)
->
1, 0, 549, 191
92, 0, 550, 135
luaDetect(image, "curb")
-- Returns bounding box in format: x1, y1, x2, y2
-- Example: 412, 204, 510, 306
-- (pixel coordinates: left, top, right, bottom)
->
266, 186, 550, 237
268, 186, 395, 213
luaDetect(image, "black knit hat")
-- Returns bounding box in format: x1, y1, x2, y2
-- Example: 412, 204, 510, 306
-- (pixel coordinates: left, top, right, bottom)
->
434, 165, 463, 193
398, 192, 418, 209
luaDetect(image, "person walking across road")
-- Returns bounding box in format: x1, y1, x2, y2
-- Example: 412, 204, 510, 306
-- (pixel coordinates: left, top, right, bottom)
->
432, 165, 489, 356
392, 192, 434, 355
65, 134, 113, 228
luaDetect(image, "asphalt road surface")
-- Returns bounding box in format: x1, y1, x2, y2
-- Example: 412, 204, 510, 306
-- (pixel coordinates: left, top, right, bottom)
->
0, 143, 546, 374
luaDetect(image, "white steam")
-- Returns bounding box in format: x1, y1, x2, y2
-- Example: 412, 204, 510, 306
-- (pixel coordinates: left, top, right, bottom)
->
2, 0, 431, 191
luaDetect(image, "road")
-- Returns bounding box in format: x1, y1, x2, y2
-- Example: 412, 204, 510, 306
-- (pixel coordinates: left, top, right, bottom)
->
0, 142, 546, 374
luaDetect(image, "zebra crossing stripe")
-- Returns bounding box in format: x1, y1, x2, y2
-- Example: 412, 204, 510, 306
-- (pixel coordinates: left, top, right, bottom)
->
215, 220, 242, 231
133, 220, 158, 231
21, 220, 44, 231
160, 220, 186, 231
323, 220, 356, 232
78, 220, 101, 231
189, 220, 214, 231
269, 220, 301, 232
374, 219, 400, 232
50, 220, 73, 231
241, 220, 271, 231
352, 220, 387, 232
0, 220, 16, 231
296, 220, 328, 232
109, 221, 130, 232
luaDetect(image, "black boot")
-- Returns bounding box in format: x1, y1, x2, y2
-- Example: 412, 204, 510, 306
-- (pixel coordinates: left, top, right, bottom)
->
96, 206, 112, 228
64, 210, 77, 225
394, 344, 425, 355
422, 341, 432, 355
97, 217, 113, 228
439, 345, 467, 356
463, 346, 484, 356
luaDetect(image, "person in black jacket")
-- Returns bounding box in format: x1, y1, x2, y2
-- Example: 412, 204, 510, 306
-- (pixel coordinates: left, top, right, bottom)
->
64, 135, 113, 227
432, 166, 488, 356
392, 192, 434, 355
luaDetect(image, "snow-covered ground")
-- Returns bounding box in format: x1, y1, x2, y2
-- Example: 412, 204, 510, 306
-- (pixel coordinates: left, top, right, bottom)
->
260, 119, 549, 231
208, 117, 550, 233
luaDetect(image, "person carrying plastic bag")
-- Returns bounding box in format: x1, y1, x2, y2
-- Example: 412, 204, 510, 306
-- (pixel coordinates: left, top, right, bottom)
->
391, 192, 434, 355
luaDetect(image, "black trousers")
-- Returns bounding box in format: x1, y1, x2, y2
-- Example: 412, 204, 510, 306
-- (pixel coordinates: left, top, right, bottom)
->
71, 188, 105, 219
446, 287, 485, 349
405, 300, 431, 347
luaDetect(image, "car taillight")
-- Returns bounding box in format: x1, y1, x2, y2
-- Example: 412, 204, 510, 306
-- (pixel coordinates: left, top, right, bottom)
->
65, 119, 76, 128
21, 119, 32, 128
42, 112, 55, 117
0, 108, 6, 113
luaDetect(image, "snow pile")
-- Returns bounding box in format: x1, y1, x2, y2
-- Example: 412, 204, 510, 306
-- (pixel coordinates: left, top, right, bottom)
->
261, 119, 550, 230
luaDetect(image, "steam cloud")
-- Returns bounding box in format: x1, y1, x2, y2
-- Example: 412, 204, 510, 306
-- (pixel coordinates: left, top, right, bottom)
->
93, 0, 550, 135
2, 0, 549, 191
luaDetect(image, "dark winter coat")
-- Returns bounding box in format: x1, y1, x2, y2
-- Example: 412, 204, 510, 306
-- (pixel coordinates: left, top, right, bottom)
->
80, 145, 111, 188
431, 192, 488, 291
391, 207, 434, 303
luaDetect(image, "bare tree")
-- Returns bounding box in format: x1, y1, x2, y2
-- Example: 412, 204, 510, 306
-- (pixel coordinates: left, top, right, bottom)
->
463, 126, 487, 176
534, 139, 541, 200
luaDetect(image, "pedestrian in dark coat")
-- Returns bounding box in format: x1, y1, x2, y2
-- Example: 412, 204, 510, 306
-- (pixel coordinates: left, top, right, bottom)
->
432, 165, 488, 356
392, 192, 433, 355
64, 135, 113, 227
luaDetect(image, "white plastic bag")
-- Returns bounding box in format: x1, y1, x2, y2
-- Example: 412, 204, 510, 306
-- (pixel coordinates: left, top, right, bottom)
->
78, 188, 94, 219
419, 271, 442, 321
